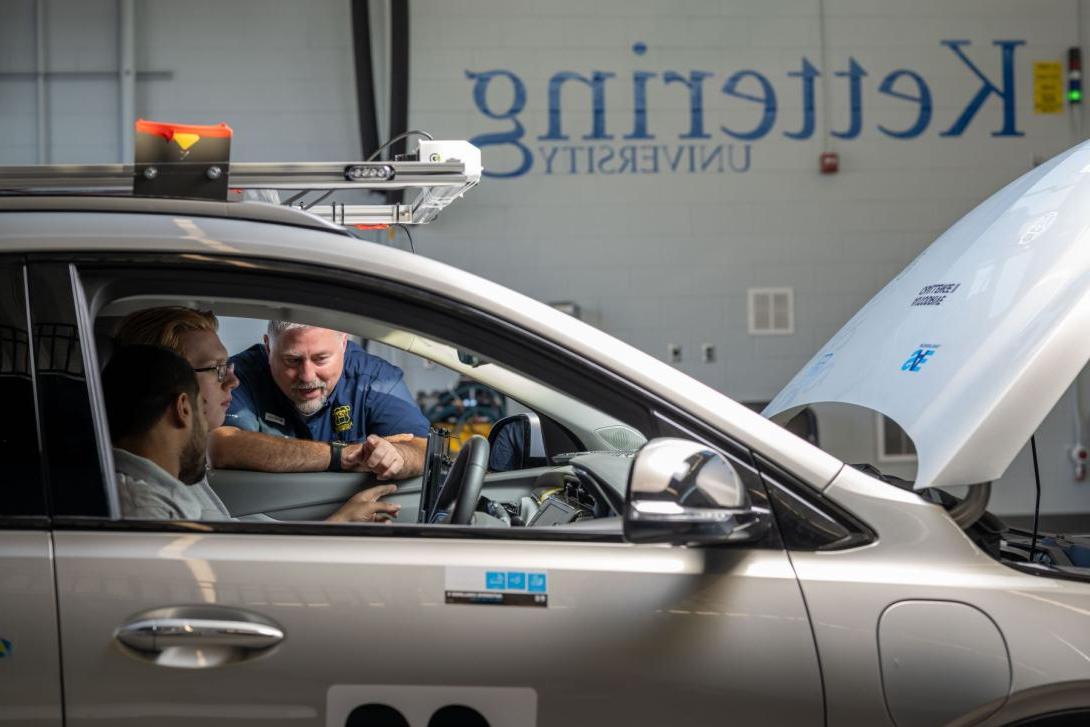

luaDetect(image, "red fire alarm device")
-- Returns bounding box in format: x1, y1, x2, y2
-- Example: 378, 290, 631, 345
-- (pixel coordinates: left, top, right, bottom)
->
820, 152, 839, 174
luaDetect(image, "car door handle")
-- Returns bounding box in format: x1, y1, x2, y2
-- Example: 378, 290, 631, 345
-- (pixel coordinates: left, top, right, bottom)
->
116, 617, 284, 652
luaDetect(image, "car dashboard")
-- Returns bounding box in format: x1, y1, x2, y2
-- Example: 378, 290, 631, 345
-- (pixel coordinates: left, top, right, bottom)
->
207, 451, 632, 532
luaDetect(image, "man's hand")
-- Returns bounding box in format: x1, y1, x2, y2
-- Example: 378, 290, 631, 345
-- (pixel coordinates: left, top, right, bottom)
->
326, 484, 400, 523
342, 434, 405, 479
381, 433, 416, 444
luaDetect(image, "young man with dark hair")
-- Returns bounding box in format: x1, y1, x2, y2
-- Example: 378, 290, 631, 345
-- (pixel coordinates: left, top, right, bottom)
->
104, 345, 223, 519
104, 344, 400, 523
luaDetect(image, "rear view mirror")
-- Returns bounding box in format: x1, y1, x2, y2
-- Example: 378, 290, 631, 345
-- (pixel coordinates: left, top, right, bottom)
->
624, 438, 771, 546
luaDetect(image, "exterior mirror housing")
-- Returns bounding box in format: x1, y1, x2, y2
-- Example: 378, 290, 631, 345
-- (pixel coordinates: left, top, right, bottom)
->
486, 412, 548, 471
624, 438, 771, 546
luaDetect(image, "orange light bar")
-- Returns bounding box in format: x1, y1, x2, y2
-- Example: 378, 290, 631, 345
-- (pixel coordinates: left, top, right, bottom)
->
135, 119, 233, 144
354, 224, 390, 230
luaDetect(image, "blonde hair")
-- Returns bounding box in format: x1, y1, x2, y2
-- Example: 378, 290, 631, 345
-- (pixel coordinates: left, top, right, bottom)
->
114, 307, 218, 356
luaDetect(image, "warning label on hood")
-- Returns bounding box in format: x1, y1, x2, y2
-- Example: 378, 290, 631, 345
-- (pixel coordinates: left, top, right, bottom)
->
911, 283, 960, 307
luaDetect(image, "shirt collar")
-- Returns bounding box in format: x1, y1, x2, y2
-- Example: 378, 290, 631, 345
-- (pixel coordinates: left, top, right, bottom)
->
112, 447, 188, 487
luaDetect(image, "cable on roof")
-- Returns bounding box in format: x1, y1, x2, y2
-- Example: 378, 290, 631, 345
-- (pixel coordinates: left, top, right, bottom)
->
366, 130, 434, 162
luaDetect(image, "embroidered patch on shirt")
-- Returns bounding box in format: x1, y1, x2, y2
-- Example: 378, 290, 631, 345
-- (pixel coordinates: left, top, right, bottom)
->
264, 412, 286, 426
332, 405, 353, 433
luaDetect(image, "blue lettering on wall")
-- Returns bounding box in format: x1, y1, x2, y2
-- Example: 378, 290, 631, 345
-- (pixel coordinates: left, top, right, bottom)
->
626, 70, 657, 140
831, 58, 867, 140
540, 71, 616, 141
466, 39, 1029, 178
465, 69, 532, 178
534, 143, 750, 175
940, 39, 1024, 137
784, 58, 820, 140
721, 70, 777, 141
878, 70, 932, 139
665, 71, 715, 139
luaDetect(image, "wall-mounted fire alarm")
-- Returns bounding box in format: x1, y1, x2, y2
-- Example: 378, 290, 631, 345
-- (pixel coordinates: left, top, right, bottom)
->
820, 152, 839, 174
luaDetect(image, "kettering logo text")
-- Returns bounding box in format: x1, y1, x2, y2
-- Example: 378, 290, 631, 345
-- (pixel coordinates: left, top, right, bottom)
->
466, 40, 1023, 178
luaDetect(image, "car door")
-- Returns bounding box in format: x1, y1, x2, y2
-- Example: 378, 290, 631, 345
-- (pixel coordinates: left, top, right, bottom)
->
0, 258, 63, 725
43, 253, 825, 727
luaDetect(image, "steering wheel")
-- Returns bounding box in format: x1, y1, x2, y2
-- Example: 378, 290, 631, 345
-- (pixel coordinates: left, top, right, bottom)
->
433, 434, 490, 524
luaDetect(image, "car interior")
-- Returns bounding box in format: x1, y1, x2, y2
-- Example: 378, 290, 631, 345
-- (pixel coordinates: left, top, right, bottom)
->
93, 294, 648, 532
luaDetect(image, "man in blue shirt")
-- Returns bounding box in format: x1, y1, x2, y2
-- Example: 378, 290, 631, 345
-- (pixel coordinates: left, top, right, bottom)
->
218, 321, 429, 479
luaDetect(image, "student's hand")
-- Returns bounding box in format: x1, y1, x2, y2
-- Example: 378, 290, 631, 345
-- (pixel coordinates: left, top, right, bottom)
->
326, 484, 400, 523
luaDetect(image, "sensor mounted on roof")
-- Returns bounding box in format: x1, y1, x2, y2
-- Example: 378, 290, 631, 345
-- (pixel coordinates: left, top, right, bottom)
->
0, 121, 481, 227
133, 119, 233, 201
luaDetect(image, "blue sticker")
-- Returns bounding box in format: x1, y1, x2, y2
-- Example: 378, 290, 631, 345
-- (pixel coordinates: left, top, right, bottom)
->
485, 571, 505, 590
0, 638, 12, 658
901, 348, 935, 372
527, 573, 547, 593
506, 572, 526, 590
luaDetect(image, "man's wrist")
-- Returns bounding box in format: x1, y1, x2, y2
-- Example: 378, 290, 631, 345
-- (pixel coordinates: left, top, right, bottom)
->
327, 441, 346, 472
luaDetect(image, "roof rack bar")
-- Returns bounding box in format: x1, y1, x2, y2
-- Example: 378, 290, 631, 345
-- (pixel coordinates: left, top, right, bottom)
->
0, 161, 472, 190
308, 203, 414, 226
0, 139, 481, 227
0, 164, 133, 189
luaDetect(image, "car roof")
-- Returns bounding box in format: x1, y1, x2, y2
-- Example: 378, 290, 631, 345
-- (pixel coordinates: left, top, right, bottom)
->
0, 195, 844, 491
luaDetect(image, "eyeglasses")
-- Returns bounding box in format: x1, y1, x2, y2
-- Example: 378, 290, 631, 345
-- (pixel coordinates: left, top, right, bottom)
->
192, 361, 235, 383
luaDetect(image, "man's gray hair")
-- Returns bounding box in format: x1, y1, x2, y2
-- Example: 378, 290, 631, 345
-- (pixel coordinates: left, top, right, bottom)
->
266, 320, 312, 339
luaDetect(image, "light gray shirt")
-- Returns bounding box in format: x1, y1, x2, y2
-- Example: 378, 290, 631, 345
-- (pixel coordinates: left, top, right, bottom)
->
113, 448, 233, 521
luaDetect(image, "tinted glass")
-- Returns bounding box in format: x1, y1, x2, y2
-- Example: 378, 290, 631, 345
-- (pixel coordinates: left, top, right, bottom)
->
27, 264, 109, 517
756, 455, 874, 551
0, 261, 46, 518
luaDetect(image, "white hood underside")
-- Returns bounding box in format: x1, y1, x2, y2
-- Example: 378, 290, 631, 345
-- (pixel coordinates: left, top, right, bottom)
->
765, 141, 1090, 491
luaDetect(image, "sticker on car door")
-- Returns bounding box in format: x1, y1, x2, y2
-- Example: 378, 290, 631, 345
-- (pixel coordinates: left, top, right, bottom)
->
327, 684, 536, 726
444, 566, 548, 607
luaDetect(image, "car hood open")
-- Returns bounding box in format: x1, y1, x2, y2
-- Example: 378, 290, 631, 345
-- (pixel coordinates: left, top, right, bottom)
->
765, 141, 1090, 491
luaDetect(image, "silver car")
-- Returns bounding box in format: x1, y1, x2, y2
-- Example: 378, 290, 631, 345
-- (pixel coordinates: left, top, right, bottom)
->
1, 141, 1089, 727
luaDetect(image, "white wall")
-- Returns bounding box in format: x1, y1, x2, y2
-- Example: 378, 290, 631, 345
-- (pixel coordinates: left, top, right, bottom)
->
0, 0, 360, 163
408, 0, 1080, 399
3, 0, 1090, 516
405, 0, 1090, 516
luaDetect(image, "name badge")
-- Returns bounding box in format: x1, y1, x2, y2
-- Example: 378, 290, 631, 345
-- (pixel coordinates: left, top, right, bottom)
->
264, 412, 286, 426
332, 405, 353, 433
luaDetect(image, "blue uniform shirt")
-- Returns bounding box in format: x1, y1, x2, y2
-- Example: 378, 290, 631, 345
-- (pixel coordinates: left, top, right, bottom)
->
225, 342, 430, 442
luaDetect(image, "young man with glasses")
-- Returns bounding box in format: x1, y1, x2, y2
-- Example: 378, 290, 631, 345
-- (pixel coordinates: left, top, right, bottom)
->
114, 307, 239, 432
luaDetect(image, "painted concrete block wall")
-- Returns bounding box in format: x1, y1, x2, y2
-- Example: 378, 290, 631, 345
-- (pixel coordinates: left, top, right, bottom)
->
405, 0, 1090, 516
0, 0, 360, 163
3, 0, 1090, 515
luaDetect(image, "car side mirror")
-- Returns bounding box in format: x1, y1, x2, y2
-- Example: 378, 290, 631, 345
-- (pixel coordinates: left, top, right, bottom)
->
486, 413, 548, 471
624, 438, 771, 546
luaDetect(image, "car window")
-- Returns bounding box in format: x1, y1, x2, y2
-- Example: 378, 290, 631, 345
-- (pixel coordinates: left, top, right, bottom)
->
216, 317, 606, 467
26, 263, 112, 518
0, 259, 46, 520
76, 255, 656, 536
